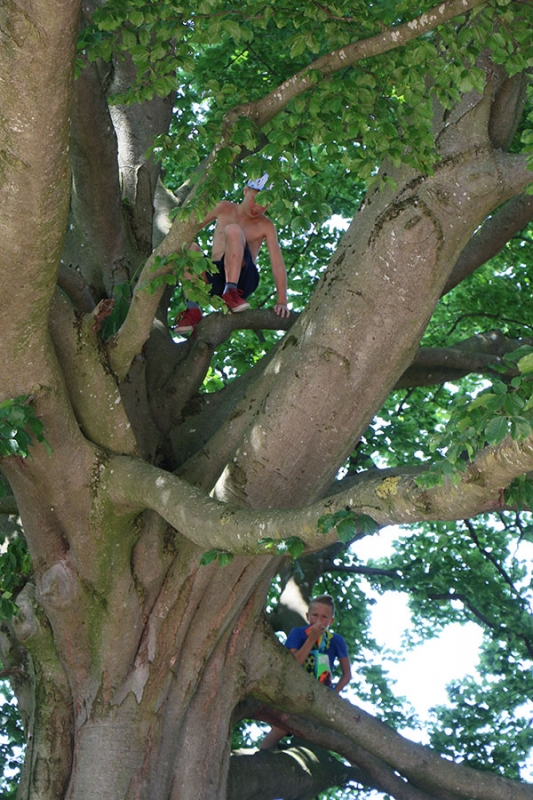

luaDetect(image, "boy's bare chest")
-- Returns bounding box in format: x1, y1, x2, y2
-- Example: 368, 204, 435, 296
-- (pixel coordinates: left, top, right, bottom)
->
213, 211, 266, 256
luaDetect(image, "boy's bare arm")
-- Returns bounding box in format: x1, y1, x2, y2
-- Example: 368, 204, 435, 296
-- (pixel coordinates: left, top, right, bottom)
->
334, 656, 352, 694
198, 200, 237, 230
264, 223, 290, 316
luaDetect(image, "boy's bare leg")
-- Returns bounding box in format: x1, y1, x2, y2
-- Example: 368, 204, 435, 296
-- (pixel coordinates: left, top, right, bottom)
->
220, 223, 246, 284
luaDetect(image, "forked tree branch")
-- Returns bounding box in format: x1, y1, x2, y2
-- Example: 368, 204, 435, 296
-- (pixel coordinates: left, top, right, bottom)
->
103, 425, 533, 556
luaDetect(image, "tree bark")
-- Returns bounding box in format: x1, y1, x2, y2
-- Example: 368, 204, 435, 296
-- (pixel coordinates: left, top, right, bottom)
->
3, 2, 533, 799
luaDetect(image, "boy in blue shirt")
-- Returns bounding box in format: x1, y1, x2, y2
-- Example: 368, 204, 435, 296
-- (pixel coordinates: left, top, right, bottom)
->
260, 594, 351, 749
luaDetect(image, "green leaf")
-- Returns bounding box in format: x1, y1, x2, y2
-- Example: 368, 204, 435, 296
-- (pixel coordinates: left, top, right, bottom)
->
484, 416, 509, 446
284, 536, 305, 560
415, 470, 444, 489
468, 392, 496, 411
0, 396, 50, 458
336, 516, 358, 543
258, 537, 275, 551
200, 549, 219, 566
317, 513, 336, 534
290, 35, 306, 58
520, 525, 533, 543
357, 514, 379, 535
504, 393, 525, 415
518, 353, 533, 374
217, 551, 234, 567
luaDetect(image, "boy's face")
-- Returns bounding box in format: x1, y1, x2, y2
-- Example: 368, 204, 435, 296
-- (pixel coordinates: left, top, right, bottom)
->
244, 187, 269, 216
307, 602, 335, 630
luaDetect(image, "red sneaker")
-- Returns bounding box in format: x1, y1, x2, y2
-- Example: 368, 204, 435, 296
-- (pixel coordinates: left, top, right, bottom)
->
222, 288, 250, 312
174, 307, 202, 333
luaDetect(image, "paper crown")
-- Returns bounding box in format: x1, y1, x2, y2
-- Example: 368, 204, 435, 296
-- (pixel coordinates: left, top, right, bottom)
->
247, 173, 272, 191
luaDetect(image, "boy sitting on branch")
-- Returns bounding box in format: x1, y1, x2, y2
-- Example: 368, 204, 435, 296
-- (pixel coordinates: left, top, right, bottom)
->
174, 173, 290, 333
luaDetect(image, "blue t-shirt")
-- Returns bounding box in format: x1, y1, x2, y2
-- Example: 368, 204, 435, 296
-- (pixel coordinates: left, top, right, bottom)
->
285, 626, 348, 688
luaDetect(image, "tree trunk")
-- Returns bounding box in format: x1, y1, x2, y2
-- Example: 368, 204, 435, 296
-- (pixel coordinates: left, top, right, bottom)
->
4, 512, 277, 800
3, 2, 533, 799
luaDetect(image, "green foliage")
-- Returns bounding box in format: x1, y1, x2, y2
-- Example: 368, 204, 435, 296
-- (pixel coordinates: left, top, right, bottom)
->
0, 530, 31, 620
79, 0, 533, 213
98, 281, 133, 339
258, 536, 305, 560
318, 510, 378, 544
0, 397, 49, 459
364, 517, 533, 644
429, 671, 533, 779
414, 346, 533, 491
199, 548, 234, 567
0, 683, 24, 799
336, 512, 533, 781
141, 249, 219, 300
161, 250, 227, 324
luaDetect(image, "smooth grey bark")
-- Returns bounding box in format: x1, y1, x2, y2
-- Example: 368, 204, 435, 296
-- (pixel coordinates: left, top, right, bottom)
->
228, 745, 362, 800
2, 3, 533, 800
210, 151, 532, 508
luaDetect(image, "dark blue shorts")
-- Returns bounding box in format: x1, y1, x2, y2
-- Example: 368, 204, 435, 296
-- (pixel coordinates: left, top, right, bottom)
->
207, 243, 260, 299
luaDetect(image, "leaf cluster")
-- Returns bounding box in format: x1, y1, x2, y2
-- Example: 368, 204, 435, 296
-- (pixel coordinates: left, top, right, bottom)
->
0, 683, 24, 800
415, 346, 533, 491
81, 0, 533, 216
258, 535, 305, 560
0, 530, 31, 620
199, 548, 234, 567
364, 517, 533, 640
318, 510, 378, 545
429, 670, 533, 779
0, 397, 49, 459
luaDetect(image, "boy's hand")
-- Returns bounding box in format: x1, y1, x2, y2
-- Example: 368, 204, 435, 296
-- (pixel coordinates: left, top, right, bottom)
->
306, 620, 326, 643
274, 303, 290, 318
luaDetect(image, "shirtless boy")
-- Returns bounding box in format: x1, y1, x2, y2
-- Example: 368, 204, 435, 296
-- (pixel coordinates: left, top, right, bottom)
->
174, 173, 290, 333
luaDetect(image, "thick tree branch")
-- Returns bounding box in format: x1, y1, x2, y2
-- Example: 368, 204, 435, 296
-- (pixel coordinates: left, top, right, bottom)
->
160, 309, 295, 425
67, 57, 135, 297
49, 291, 139, 455
107, 53, 174, 256
228, 744, 362, 800
107, 215, 202, 380
397, 330, 533, 388
444, 194, 533, 295
245, 716, 453, 800
250, 630, 533, 800
9, 585, 74, 800
488, 69, 529, 151
103, 423, 533, 557
0, 0, 82, 392
56, 264, 95, 313
165, 330, 526, 478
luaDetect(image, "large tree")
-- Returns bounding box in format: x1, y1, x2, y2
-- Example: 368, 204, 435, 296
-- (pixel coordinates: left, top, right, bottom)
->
2, 0, 533, 798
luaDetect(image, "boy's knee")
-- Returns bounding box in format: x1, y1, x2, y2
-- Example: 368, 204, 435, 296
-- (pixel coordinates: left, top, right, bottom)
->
189, 242, 202, 252
223, 224, 245, 244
